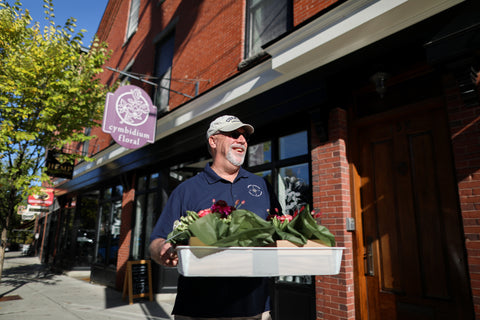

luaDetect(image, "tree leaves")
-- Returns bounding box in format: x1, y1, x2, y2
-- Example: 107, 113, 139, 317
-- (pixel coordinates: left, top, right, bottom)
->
0, 0, 112, 243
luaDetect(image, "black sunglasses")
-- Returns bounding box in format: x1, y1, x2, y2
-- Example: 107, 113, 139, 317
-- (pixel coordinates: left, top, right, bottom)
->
219, 130, 250, 141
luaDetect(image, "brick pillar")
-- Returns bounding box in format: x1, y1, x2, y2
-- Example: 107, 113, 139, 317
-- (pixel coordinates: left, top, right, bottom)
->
444, 72, 480, 317
311, 108, 355, 319
115, 175, 136, 290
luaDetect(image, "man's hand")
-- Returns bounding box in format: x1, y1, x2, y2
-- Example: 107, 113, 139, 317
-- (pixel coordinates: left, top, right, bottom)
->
149, 238, 178, 267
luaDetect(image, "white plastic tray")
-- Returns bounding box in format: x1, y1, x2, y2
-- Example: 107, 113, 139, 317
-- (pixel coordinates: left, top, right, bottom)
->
176, 246, 344, 277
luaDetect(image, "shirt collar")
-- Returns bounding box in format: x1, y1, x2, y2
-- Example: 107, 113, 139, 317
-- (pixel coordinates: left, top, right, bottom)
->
204, 163, 248, 184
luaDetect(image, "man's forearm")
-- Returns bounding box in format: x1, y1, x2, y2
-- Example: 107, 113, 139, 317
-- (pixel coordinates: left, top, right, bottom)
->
149, 238, 165, 265
150, 237, 177, 267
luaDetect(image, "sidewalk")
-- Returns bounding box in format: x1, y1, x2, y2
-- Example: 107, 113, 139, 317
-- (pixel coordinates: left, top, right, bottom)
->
0, 251, 175, 320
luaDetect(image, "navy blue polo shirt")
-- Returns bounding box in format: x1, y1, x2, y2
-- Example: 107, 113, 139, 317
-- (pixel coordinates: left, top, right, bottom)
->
150, 163, 279, 317
150, 163, 277, 240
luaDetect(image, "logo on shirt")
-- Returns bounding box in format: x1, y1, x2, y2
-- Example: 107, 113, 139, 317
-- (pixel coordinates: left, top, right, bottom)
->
247, 184, 263, 197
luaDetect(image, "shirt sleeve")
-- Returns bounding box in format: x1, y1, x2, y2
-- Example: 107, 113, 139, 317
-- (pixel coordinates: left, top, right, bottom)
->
149, 185, 185, 241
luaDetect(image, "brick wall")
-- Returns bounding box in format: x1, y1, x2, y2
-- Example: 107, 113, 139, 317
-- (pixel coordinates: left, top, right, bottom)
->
95, 0, 344, 115
293, 0, 340, 26
116, 178, 135, 290
96, 0, 244, 112
444, 73, 480, 317
169, 0, 243, 108
311, 108, 355, 320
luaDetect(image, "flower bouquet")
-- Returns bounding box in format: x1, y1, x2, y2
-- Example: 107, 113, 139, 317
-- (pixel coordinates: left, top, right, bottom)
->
167, 200, 336, 248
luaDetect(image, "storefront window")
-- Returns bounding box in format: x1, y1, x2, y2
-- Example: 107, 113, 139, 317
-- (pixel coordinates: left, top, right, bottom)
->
60, 207, 75, 255
138, 175, 148, 192
254, 170, 272, 184
279, 131, 308, 160
97, 202, 110, 265
132, 172, 161, 260
96, 185, 122, 268
247, 129, 312, 284
75, 194, 98, 267
114, 184, 124, 197
104, 187, 112, 199
248, 130, 310, 216
108, 200, 122, 267
278, 163, 310, 214
248, 141, 272, 166
145, 192, 156, 255
132, 194, 145, 260
149, 172, 159, 189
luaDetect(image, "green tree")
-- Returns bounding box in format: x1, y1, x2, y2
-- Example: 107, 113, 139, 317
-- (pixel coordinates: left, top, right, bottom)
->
0, 0, 111, 279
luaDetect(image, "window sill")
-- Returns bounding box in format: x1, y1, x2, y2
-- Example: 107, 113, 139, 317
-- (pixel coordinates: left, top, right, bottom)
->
237, 50, 271, 72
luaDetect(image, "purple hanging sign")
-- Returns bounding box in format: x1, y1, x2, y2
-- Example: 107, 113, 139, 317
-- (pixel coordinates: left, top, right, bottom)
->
102, 85, 157, 149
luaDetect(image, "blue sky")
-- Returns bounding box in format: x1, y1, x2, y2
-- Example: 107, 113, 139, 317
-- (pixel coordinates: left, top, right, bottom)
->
9, 0, 109, 47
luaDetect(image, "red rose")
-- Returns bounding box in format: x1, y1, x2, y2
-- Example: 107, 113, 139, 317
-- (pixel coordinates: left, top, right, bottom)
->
198, 208, 212, 217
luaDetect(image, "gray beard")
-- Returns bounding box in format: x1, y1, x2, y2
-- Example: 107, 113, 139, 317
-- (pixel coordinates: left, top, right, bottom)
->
227, 147, 245, 166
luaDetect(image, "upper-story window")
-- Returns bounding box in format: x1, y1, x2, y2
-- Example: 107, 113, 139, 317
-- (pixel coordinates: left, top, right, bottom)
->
82, 127, 91, 156
154, 32, 175, 112
126, 0, 140, 41
245, 0, 291, 58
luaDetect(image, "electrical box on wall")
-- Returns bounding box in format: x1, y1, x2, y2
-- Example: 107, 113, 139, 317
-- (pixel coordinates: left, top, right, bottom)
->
346, 217, 355, 231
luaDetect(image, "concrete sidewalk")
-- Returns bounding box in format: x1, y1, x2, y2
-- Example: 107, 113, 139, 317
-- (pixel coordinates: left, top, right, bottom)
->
0, 251, 175, 320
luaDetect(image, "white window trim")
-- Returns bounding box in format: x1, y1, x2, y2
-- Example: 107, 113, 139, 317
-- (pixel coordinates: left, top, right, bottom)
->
126, 0, 140, 42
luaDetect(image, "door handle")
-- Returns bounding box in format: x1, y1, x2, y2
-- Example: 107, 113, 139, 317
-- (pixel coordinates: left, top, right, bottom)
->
364, 236, 374, 276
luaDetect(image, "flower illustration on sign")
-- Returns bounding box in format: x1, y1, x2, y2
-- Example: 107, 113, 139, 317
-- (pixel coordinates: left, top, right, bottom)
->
102, 85, 157, 149
116, 88, 150, 126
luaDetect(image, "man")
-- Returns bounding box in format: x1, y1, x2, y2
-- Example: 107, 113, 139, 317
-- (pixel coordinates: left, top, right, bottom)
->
150, 115, 280, 320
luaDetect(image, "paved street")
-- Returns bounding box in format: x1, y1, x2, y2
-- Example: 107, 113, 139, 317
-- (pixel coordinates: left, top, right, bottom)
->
0, 251, 175, 320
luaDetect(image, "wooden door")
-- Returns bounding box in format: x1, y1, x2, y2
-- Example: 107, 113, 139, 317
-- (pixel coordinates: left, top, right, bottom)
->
352, 105, 473, 319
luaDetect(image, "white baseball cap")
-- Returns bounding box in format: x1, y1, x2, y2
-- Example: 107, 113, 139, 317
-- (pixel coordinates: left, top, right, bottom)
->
206, 115, 254, 139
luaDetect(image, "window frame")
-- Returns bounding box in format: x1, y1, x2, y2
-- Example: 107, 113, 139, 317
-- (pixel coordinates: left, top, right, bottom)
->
94, 184, 124, 268
132, 171, 163, 260
126, 0, 140, 42
246, 123, 314, 286
153, 31, 175, 113
245, 0, 292, 58
246, 126, 312, 216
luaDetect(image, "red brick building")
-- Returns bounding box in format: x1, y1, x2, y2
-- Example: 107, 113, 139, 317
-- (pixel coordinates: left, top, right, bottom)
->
40, 0, 480, 319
